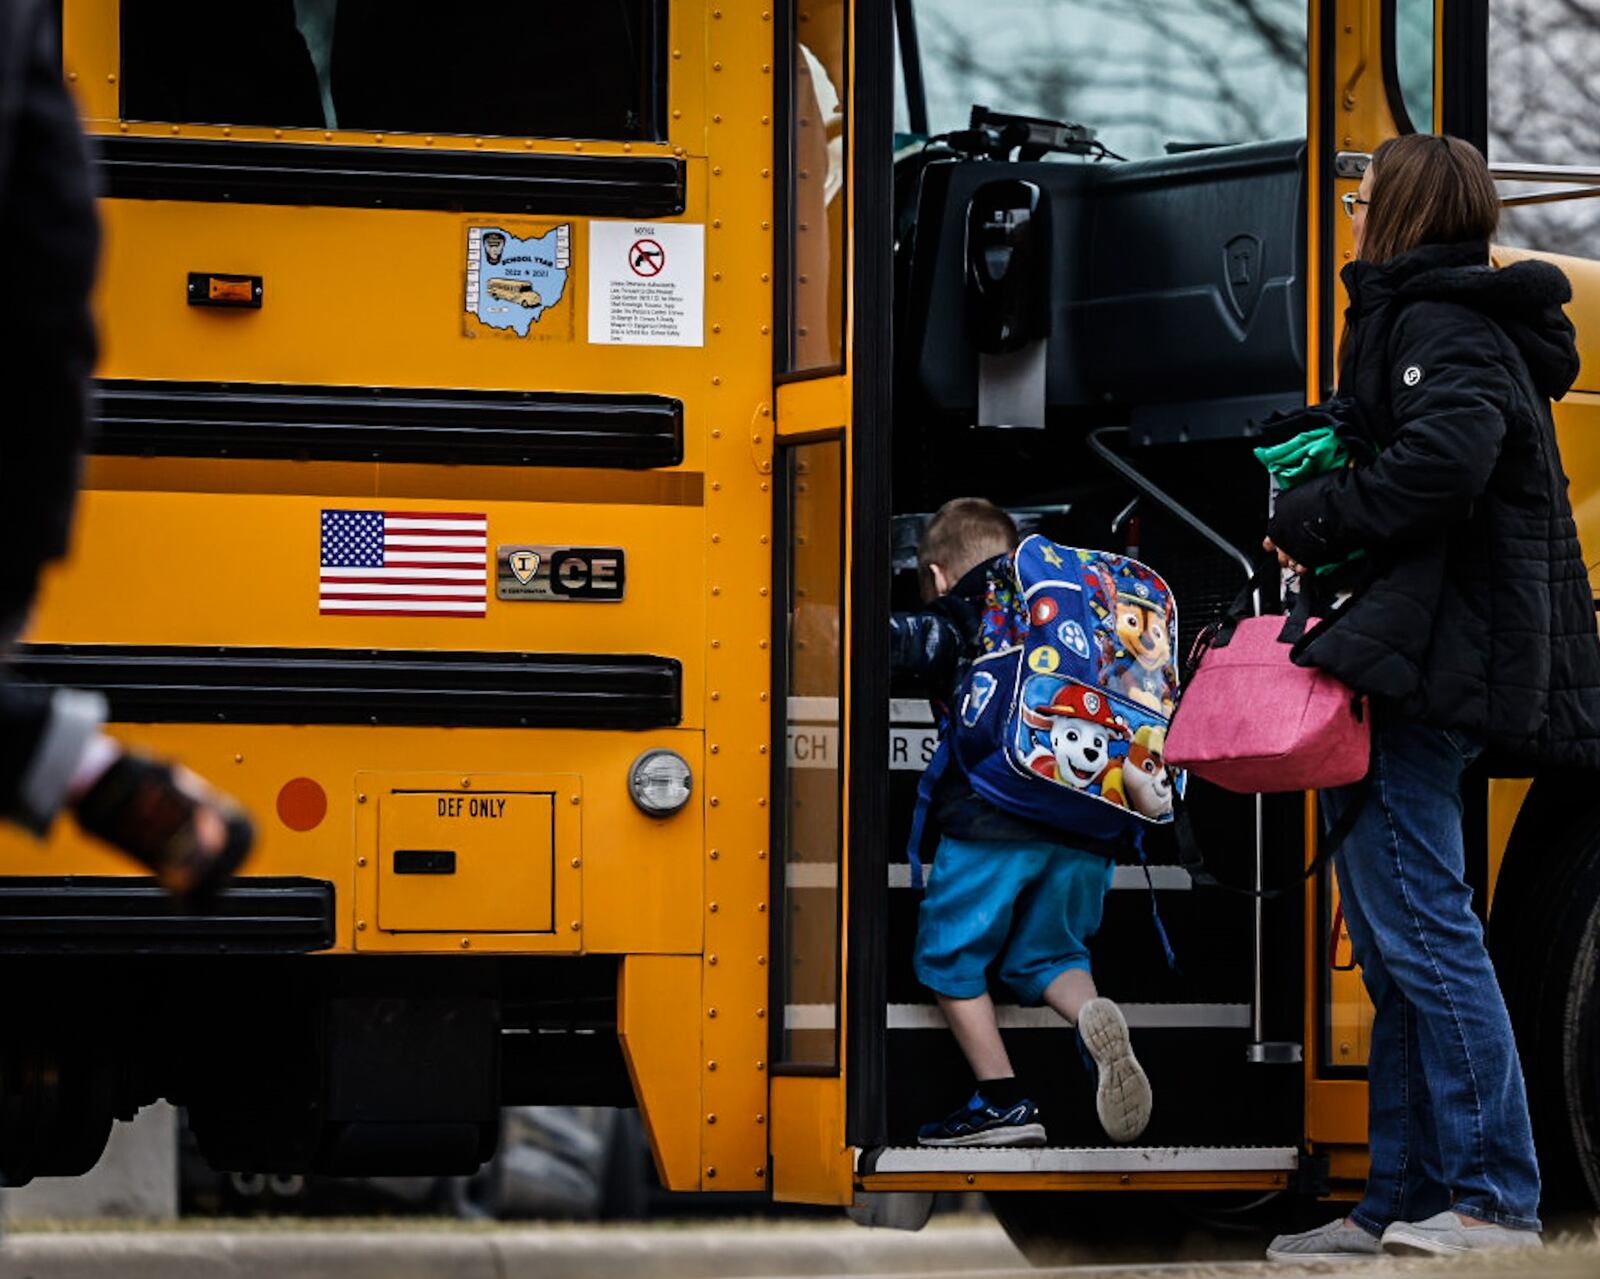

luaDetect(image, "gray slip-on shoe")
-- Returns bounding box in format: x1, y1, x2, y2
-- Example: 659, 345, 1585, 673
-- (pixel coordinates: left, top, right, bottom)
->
1076, 997, 1152, 1143
1266, 1218, 1383, 1263
1382, 1211, 1542, 1255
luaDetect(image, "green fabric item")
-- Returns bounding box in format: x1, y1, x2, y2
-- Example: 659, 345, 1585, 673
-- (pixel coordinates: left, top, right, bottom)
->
1253, 425, 1349, 490
1255, 425, 1361, 577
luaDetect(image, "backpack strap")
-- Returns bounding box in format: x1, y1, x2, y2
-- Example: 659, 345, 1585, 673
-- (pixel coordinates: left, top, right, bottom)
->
1130, 827, 1179, 973
904, 734, 951, 890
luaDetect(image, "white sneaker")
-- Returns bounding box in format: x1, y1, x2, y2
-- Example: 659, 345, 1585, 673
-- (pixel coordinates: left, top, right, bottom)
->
1381, 1211, 1542, 1256
1077, 997, 1152, 1143
1266, 1218, 1383, 1263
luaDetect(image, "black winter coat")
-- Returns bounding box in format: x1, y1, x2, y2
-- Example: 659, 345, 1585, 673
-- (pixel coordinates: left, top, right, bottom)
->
0, 0, 99, 618
1267, 240, 1600, 770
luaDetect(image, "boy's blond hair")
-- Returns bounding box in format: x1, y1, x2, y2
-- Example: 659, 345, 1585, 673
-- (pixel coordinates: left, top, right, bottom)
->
918, 498, 1019, 596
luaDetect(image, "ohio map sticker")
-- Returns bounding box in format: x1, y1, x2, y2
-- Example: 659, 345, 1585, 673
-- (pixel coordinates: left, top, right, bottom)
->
587, 221, 705, 347
463, 222, 574, 341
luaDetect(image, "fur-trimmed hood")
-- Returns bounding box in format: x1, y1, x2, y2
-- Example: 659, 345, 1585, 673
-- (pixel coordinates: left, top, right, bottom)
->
1342, 240, 1580, 400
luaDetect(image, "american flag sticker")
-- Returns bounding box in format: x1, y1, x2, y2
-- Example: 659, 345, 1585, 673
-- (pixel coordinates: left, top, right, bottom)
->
319, 510, 488, 617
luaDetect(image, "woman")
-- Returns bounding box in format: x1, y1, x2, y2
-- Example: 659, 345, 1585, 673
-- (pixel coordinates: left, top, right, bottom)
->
1263, 134, 1600, 1260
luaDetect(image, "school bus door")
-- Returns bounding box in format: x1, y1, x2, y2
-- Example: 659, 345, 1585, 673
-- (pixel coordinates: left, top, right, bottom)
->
767, 0, 892, 1204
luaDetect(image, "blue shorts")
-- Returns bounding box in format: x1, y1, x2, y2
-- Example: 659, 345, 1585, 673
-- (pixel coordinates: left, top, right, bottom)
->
913, 835, 1114, 1005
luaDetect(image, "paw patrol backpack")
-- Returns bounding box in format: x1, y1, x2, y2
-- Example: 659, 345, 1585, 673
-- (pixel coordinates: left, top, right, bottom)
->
907, 535, 1183, 884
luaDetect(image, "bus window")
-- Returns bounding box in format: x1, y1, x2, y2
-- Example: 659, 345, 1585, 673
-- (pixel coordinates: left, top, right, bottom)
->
906, 0, 1305, 158
1388, 0, 1435, 133
778, 439, 845, 1069
784, 1, 847, 374
118, 0, 663, 141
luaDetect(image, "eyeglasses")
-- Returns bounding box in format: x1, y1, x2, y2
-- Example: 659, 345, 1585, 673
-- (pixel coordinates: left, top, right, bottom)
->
1342, 192, 1370, 217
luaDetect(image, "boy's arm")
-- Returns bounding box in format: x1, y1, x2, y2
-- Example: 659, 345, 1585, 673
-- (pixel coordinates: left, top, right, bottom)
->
889, 609, 964, 690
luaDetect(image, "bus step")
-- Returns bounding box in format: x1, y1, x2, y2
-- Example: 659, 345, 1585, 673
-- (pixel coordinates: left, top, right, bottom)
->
784, 1003, 1250, 1031
856, 1143, 1298, 1176
881, 1002, 1249, 1030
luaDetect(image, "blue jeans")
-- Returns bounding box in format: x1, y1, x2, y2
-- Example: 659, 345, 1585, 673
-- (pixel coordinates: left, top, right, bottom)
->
1323, 716, 1541, 1234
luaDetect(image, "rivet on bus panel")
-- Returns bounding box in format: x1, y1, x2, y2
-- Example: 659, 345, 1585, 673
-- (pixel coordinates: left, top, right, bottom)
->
755, 1168, 765, 1179
712, 166, 722, 177
713, 61, 722, 71
708, 954, 718, 965
756, 1060, 765, 1071
762, 10, 770, 19
710, 797, 721, 807
673, 109, 682, 120
757, 955, 767, 966
707, 1061, 717, 1072
713, 272, 723, 281
713, 376, 723, 385
706, 1114, 717, 1125
761, 482, 770, 491
358, 794, 367, 803
757, 850, 767, 860
712, 324, 723, 334
570, 921, 581, 931
357, 857, 368, 868
708, 1008, 718, 1019
462, 778, 471, 787
672, 48, 681, 58
711, 691, 721, 700
709, 849, 720, 860
357, 920, 367, 931
460, 938, 471, 949
570, 795, 581, 805
712, 219, 722, 229
707, 1167, 717, 1178
170, 124, 180, 134
757, 902, 767, 913
570, 858, 582, 869
762, 63, 772, 73
759, 535, 769, 545
709, 902, 719, 913
759, 639, 769, 649
710, 743, 721, 753
756, 1008, 766, 1020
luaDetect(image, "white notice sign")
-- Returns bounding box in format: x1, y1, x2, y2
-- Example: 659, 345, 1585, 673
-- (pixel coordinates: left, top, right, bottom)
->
587, 221, 706, 347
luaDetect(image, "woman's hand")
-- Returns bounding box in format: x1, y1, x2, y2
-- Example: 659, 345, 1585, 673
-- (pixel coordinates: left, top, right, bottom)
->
1263, 536, 1309, 576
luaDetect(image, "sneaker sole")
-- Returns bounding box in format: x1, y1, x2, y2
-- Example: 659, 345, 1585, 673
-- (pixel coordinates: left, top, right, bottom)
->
1382, 1237, 1469, 1257
1079, 1000, 1152, 1143
917, 1122, 1047, 1148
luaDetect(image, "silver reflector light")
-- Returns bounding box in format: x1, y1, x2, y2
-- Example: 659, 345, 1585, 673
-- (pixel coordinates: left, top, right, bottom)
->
628, 749, 693, 816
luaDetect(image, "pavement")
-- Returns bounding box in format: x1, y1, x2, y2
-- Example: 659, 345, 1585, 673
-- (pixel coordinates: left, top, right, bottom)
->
1, 1220, 1597, 1279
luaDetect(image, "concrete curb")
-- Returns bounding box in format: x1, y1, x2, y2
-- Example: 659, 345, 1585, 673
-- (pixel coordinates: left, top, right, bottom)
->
0, 1223, 1024, 1279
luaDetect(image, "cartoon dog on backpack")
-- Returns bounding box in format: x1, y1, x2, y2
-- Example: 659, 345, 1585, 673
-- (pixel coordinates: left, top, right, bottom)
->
1020, 681, 1130, 798
1119, 723, 1174, 819
1110, 567, 1176, 715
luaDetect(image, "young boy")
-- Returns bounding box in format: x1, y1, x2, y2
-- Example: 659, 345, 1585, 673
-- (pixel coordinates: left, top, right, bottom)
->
890, 497, 1152, 1148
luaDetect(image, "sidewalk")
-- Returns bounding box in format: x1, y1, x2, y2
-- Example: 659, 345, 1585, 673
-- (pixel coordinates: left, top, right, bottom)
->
0, 1220, 1023, 1279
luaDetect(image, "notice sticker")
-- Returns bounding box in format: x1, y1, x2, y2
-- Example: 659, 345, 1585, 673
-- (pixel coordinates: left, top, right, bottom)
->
588, 221, 705, 347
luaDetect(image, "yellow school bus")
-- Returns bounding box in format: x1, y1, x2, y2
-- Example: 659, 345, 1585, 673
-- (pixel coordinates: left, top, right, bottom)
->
4, 0, 1600, 1251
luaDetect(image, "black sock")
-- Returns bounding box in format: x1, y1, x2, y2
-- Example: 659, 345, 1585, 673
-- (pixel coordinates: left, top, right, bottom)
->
976, 1076, 1026, 1109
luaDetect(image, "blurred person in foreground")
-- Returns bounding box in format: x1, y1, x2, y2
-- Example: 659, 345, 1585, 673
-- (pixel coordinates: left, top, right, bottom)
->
0, 0, 252, 899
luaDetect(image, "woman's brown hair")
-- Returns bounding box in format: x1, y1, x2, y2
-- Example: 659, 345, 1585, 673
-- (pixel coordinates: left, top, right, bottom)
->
1359, 133, 1500, 264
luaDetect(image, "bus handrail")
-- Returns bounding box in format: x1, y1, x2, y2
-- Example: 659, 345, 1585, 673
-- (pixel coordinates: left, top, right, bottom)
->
1491, 162, 1600, 209
1085, 426, 1256, 586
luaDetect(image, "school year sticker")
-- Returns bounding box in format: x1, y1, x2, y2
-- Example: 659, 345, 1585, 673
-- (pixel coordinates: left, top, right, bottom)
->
588, 221, 706, 346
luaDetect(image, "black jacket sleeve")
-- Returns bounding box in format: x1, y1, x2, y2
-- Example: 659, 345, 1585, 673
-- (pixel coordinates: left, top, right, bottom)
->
889, 607, 965, 691
0, 1, 99, 610
1267, 302, 1513, 567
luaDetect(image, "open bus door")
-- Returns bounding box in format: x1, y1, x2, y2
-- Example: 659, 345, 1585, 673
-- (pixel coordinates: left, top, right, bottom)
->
774, 0, 1600, 1247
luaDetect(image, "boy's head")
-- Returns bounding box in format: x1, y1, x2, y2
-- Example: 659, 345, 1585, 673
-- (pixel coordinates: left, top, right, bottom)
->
918, 497, 1019, 601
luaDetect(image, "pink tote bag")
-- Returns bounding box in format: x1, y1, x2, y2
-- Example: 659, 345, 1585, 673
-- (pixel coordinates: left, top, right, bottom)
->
1166, 595, 1370, 794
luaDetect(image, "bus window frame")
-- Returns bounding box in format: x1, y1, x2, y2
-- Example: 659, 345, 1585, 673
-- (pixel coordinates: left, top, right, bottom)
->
74, 0, 677, 215
774, 0, 850, 383
1381, 0, 1433, 136
771, 431, 848, 1078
